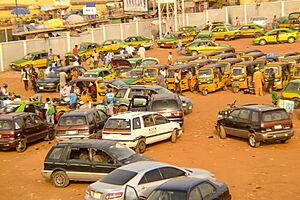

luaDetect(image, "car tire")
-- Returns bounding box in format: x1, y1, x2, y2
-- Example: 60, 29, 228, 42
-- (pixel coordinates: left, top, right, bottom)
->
202, 89, 208, 96
259, 39, 267, 46
248, 134, 260, 148
192, 51, 198, 56
45, 128, 55, 141
135, 139, 146, 154
217, 125, 227, 139
233, 86, 239, 93
51, 171, 70, 188
170, 129, 178, 143
288, 37, 295, 44
117, 105, 128, 113
224, 35, 230, 41
16, 138, 27, 153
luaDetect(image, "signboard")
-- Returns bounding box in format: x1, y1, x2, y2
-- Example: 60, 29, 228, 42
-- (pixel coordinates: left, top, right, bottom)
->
83, 7, 97, 15
156, 0, 175, 3
124, 0, 148, 12
279, 99, 295, 113
204, 2, 209, 10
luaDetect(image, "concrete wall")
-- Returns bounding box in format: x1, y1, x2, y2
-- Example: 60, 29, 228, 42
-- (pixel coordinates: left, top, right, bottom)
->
2, 41, 24, 71
208, 8, 227, 23
105, 24, 122, 40
123, 23, 138, 39
186, 12, 206, 27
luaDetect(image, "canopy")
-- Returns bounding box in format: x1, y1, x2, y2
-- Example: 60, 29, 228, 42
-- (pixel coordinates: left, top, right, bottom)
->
66, 15, 84, 24
11, 8, 30, 15
40, 5, 54, 11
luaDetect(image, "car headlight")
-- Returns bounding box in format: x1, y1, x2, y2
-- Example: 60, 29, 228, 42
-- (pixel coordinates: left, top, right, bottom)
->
275, 79, 279, 81
182, 103, 187, 107
239, 78, 245, 81
231, 78, 234, 81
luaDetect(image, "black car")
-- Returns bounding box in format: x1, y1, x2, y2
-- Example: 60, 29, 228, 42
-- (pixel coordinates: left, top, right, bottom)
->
36, 65, 86, 92
216, 104, 294, 147
41, 139, 153, 187
145, 177, 231, 200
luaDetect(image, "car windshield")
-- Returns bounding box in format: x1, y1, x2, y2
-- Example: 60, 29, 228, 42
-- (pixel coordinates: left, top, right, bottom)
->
79, 44, 88, 51
58, 116, 87, 126
0, 104, 19, 113
100, 169, 137, 185
152, 99, 180, 111
125, 70, 142, 78
0, 120, 12, 130
198, 69, 212, 78
104, 119, 131, 130
220, 63, 230, 72
46, 71, 59, 78
23, 54, 34, 60
141, 60, 158, 67
144, 69, 157, 77
167, 69, 177, 78
262, 110, 289, 122
284, 82, 300, 92
232, 67, 244, 75
265, 67, 279, 75
148, 190, 187, 200
108, 143, 135, 161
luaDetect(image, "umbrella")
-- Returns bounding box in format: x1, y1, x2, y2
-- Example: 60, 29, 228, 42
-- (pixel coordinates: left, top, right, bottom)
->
40, 5, 54, 11
66, 15, 84, 24
11, 8, 30, 15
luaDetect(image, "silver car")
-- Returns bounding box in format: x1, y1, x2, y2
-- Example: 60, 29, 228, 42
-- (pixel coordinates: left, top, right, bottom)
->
85, 161, 214, 200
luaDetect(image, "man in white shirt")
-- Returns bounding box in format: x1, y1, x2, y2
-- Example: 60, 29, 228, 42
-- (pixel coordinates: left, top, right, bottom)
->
137, 45, 146, 58
126, 45, 135, 56
73, 59, 80, 67
59, 71, 67, 87
174, 69, 181, 94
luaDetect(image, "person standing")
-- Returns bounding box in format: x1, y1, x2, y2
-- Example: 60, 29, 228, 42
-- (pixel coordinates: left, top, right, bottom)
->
126, 45, 135, 56
59, 70, 67, 88
272, 15, 279, 29
29, 65, 38, 92
21, 65, 30, 91
71, 68, 78, 80
267, 68, 275, 93
92, 50, 99, 67
86, 56, 94, 69
253, 67, 264, 96
48, 48, 53, 61
235, 17, 240, 27
137, 45, 146, 58
174, 69, 181, 94
105, 88, 115, 116
44, 97, 55, 124
168, 52, 173, 66
68, 88, 77, 110
1, 83, 8, 100
177, 37, 183, 55
65, 55, 70, 66
160, 67, 167, 80
73, 45, 79, 59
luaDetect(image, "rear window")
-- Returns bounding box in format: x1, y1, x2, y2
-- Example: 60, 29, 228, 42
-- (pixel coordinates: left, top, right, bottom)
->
104, 119, 131, 130
144, 69, 157, 77
262, 110, 289, 122
0, 120, 12, 130
285, 82, 300, 92
100, 169, 137, 185
151, 100, 180, 111
0, 105, 19, 113
58, 116, 87, 126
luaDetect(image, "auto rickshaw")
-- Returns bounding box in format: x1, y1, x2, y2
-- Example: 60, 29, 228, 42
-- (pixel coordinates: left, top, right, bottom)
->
254, 54, 278, 69
217, 58, 243, 87
188, 59, 211, 69
166, 64, 197, 92
292, 64, 300, 79
174, 56, 198, 65
277, 51, 300, 60
236, 49, 262, 57
197, 51, 223, 59
230, 61, 257, 93
143, 65, 169, 85
209, 52, 237, 63
280, 55, 300, 73
107, 58, 132, 72
263, 62, 290, 90
196, 64, 226, 95
241, 51, 265, 61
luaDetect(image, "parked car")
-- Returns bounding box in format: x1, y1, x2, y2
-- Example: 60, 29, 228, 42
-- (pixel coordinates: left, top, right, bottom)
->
281, 79, 300, 108
216, 104, 294, 147
55, 108, 108, 141
185, 39, 231, 56
36, 65, 86, 92
65, 42, 102, 59
102, 112, 182, 153
178, 26, 200, 36
0, 112, 54, 152
83, 68, 116, 79
114, 85, 193, 114
253, 28, 298, 45
238, 24, 265, 38
124, 36, 153, 49
146, 177, 231, 200
9, 50, 55, 71
41, 139, 153, 187
100, 39, 128, 53
211, 26, 240, 41
157, 32, 194, 48
251, 17, 268, 28
85, 161, 214, 200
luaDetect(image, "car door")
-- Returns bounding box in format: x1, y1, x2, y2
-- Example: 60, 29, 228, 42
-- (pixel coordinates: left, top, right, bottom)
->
96, 110, 108, 130
196, 182, 219, 200
212, 28, 221, 39
223, 109, 240, 136
89, 148, 120, 181
266, 31, 277, 43
152, 114, 171, 142
239, 25, 249, 36
235, 109, 251, 138
66, 146, 93, 181
142, 114, 157, 144
22, 115, 38, 143
31, 114, 48, 141
136, 169, 165, 198
278, 30, 288, 41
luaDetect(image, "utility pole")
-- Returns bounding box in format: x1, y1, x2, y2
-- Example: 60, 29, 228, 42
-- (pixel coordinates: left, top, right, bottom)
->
15, 0, 18, 17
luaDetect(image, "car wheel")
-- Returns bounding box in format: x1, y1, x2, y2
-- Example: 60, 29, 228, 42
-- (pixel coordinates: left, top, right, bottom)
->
217, 125, 227, 139
202, 89, 208, 96
192, 51, 198, 56
170, 129, 178, 143
254, 33, 261, 38
248, 134, 260, 148
233, 86, 239, 93
117, 105, 128, 113
135, 139, 146, 154
16, 138, 27, 153
224, 35, 230, 41
288, 37, 295, 44
51, 171, 70, 188
45, 128, 55, 141
259, 39, 267, 46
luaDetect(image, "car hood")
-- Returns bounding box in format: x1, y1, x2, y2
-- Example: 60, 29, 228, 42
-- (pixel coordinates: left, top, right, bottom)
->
120, 154, 155, 165
120, 77, 141, 84
37, 78, 60, 84
10, 59, 28, 65
160, 38, 176, 43
179, 95, 192, 104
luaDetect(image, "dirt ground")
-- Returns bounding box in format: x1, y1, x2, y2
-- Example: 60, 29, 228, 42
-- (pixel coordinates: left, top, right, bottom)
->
1, 38, 300, 200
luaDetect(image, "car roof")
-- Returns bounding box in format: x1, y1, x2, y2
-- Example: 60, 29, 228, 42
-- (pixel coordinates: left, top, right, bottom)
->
240, 104, 284, 112
27, 50, 47, 55
151, 93, 179, 101
108, 112, 158, 119
119, 84, 162, 90
60, 108, 98, 117
267, 62, 289, 66
0, 112, 29, 119
287, 79, 300, 84
55, 139, 118, 149
118, 161, 175, 173
155, 177, 209, 192
219, 58, 243, 63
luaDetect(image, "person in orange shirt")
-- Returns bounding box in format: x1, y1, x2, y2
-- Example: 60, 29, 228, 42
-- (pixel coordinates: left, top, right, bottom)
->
71, 68, 78, 80
253, 67, 264, 96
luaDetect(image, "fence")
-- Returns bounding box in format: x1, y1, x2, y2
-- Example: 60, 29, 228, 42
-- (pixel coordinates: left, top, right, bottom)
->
1, 0, 300, 72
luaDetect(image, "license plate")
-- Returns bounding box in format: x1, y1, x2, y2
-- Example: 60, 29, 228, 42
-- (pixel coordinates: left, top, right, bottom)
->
161, 44, 164, 47
274, 125, 282, 130
66, 131, 77, 135
39, 86, 44, 89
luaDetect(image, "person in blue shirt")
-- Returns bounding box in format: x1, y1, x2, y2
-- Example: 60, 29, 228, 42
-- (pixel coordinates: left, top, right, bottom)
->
105, 88, 115, 116
177, 37, 183, 55
68, 88, 77, 110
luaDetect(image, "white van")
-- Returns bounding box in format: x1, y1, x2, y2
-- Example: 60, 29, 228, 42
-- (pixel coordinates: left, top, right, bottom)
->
102, 112, 182, 153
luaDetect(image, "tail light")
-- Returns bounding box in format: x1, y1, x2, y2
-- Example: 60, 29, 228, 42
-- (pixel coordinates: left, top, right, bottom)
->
105, 192, 123, 199
171, 111, 183, 117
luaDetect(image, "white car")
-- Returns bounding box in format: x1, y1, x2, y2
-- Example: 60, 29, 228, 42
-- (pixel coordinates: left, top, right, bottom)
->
102, 112, 182, 153
85, 161, 214, 200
